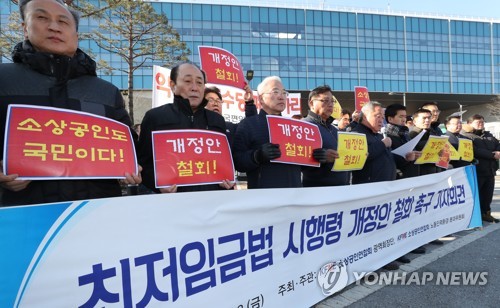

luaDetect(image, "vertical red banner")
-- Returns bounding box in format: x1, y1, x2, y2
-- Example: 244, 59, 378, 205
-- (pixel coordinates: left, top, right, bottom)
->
152, 130, 235, 188
354, 86, 370, 112
267, 115, 322, 167
198, 46, 246, 89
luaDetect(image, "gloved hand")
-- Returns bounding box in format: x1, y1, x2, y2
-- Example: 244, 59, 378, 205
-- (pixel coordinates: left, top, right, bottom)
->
254, 143, 281, 164
312, 148, 328, 163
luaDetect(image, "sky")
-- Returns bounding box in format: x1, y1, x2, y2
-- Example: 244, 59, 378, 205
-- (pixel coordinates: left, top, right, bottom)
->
329, 0, 499, 20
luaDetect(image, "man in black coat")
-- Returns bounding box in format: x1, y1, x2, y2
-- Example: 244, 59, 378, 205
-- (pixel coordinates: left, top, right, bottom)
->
0, 0, 141, 206
232, 76, 304, 189
351, 101, 397, 184
461, 114, 500, 223
137, 62, 234, 193
384, 104, 421, 179
444, 115, 471, 169
409, 108, 441, 175
302, 85, 349, 187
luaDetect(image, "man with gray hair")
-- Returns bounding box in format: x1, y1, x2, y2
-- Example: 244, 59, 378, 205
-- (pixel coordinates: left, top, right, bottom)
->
0, 0, 141, 206
232, 76, 306, 188
351, 101, 397, 184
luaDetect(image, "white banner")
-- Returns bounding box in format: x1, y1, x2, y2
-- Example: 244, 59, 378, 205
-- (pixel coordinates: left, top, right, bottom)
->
152, 65, 173, 107
0, 167, 481, 307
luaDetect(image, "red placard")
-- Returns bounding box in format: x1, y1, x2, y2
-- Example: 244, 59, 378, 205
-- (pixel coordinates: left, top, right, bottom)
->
267, 115, 322, 167
152, 129, 235, 188
198, 46, 246, 89
354, 86, 370, 112
3, 105, 137, 179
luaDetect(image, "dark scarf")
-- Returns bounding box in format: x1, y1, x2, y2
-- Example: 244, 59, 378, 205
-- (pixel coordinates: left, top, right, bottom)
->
11, 40, 97, 108
472, 128, 485, 136
385, 123, 410, 142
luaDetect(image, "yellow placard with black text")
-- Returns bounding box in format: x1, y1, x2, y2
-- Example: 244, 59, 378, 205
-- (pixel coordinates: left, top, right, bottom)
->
332, 132, 368, 171
459, 138, 474, 162
415, 135, 449, 164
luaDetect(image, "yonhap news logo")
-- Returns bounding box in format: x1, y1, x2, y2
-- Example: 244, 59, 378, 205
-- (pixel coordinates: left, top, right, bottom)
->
354, 271, 488, 286
317, 260, 349, 296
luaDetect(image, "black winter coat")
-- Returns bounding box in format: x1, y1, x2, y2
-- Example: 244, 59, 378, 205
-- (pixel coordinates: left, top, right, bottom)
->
0, 41, 133, 206
461, 128, 500, 177
385, 123, 419, 178
302, 111, 350, 187
444, 131, 471, 169
409, 126, 440, 175
137, 95, 227, 192
232, 110, 302, 189
351, 122, 397, 184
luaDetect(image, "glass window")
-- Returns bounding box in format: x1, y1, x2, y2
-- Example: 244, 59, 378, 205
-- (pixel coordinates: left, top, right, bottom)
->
287, 9, 296, 24
358, 15, 365, 29
339, 13, 348, 27
373, 15, 381, 30
278, 9, 287, 24
419, 18, 427, 33
348, 13, 356, 28
297, 9, 305, 25
259, 8, 269, 23
182, 4, 191, 20
241, 7, 250, 22
365, 15, 373, 29
386, 16, 395, 30
202, 4, 212, 21
380, 16, 388, 30
463, 22, 470, 36
323, 11, 331, 27
251, 7, 259, 22
192, 4, 202, 20
269, 8, 278, 23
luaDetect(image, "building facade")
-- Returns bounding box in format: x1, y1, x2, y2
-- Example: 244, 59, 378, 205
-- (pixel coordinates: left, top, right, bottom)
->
1, 0, 500, 114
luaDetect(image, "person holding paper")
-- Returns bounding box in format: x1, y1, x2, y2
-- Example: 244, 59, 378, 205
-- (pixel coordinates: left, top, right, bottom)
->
461, 114, 500, 223
409, 108, 440, 175
137, 62, 235, 193
0, 0, 141, 206
302, 85, 350, 187
384, 104, 421, 179
444, 115, 471, 169
204, 84, 257, 145
232, 76, 302, 189
351, 101, 397, 184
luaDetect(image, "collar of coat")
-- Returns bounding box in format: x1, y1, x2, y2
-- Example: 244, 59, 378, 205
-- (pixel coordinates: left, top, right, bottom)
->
12, 40, 97, 83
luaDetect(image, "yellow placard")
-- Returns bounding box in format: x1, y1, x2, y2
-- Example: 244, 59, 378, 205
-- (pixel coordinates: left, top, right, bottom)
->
332, 96, 342, 119
458, 138, 474, 162
415, 135, 449, 164
332, 132, 368, 171
447, 141, 461, 161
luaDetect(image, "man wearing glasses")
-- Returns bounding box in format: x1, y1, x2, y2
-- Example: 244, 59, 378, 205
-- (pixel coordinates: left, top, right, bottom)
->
232, 76, 303, 188
204, 84, 256, 145
302, 85, 349, 187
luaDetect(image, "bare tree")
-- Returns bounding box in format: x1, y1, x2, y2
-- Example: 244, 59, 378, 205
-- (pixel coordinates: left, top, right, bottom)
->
0, 11, 23, 62
87, 0, 191, 123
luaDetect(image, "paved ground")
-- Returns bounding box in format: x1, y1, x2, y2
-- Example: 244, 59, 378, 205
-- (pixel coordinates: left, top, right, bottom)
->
315, 176, 500, 308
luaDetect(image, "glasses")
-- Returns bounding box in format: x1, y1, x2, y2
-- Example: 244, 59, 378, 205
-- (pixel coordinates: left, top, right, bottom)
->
263, 89, 289, 97
313, 98, 334, 105
206, 98, 222, 105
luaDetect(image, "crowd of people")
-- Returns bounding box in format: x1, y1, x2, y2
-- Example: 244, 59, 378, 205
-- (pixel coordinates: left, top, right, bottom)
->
1, 0, 499, 277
